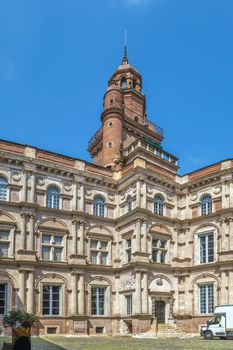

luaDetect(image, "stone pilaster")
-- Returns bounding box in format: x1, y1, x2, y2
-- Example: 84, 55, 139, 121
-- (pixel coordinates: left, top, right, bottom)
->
141, 272, 148, 314
134, 271, 142, 314
78, 274, 85, 315
30, 173, 35, 203
71, 273, 77, 315
141, 219, 147, 254
18, 270, 26, 309
114, 275, 120, 315
20, 213, 27, 251
28, 213, 35, 251
136, 180, 141, 208
71, 219, 78, 255
78, 220, 85, 255
27, 271, 34, 314
78, 183, 84, 212
135, 219, 141, 253
21, 171, 27, 202
72, 182, 78, 211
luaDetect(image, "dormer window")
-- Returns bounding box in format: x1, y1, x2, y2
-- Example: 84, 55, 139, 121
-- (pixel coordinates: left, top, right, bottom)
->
121, 79, 127, 88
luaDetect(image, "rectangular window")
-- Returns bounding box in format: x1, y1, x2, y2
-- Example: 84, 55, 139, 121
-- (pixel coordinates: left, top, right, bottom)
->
125, 295, 132, 315
0, 284, 7, 315
41, 234, 64, 261
199, 232, 214, 263
0, 231, 10, 258
90, 240, 109, 265
43, 285, 61, 316
91, 287, 106, 316
152, 238, 168, 263
199, 284, 214, 314
126, 239, 132, 263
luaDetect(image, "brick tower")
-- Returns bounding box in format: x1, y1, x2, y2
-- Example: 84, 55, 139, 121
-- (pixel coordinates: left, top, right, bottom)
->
88, 47, 164, 169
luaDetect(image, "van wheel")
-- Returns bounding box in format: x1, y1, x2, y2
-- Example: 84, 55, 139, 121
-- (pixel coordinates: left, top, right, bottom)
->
204, 331, 213, 340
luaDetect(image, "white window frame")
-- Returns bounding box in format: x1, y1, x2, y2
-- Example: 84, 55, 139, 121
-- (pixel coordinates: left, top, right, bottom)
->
125, 238, 132, 263
42, 284, 62, 316
91, 286, 107, 316
41, 233, 64, 262
0, 176, 8, 201
200, 195, 212, 216
125, 294, 133, 315
93, 196, 106, 217
154, 195, 164, 216
0, 228, 13, 258
46, 186, 60, 209
198, 283, 214, 314
90, 239, 109, 265
151, 236, 169, 264
196, 231, 215, 264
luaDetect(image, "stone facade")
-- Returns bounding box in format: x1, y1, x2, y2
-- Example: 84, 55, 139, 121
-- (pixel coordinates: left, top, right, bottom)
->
0, 50, 232, 336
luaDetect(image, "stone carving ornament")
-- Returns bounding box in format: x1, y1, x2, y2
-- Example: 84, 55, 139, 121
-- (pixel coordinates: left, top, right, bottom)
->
11, 170, 21, 182
85, 188, 92, 196
213, 186, 222, 194
36, 176, 45, 186
119, 279, 135, 291
190, 193, 198, 201
63, 182, 72, 192
166, 193, 174, 201
108, 194, 115, 201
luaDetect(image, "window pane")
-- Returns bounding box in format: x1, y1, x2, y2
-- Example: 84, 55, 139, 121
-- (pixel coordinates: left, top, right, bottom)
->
42, 234, 51, 244
100, 241, 108, 250
91, 252, 98, 264
91, 240, 98, 249
54, 248, 63, 261
152, 249, 158, 262
54, 236, 63, 246
91, 287, 106, 316
101, 252, 108, 265
0, 231, 9, 240
0, 177, 8, 201
0, 243, 9, 257
42, 247, 50, 261
46, 187, 60, 209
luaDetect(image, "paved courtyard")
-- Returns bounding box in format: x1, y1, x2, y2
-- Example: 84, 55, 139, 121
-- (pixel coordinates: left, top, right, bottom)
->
1, 336, 233, 350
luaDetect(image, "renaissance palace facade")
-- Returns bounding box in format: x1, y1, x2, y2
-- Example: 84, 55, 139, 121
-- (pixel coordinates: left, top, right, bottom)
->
0, 49, 232, 336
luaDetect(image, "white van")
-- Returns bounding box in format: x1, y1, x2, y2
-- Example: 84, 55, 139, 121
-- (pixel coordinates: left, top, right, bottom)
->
201, 305, 233, 340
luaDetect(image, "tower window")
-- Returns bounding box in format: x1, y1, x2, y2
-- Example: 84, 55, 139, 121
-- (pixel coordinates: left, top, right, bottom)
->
121, 79, 127, 88
109, 99, 114, 105
134, 116, 139, 122
132, 80, 137, 89
108, 121, 113, 128
107, 142, 113, 148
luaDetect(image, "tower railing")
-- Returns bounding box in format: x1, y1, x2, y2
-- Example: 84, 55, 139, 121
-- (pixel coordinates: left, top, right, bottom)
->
147, 119, 163, 136
88, 126, 103, 148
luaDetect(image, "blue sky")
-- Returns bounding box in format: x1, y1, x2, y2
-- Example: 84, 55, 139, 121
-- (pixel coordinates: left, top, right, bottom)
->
0, 0, 233, 174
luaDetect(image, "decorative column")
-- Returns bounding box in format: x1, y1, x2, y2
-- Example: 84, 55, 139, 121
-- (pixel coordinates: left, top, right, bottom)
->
27, 271, 34, 314
141, 219, 147, 254
114, 275, 120, 315
71, 273, 77, 315
229, 219, 233, 251
20, 213, 27, 250
21, 171, 27, 202
135, 271, 142, 314
141, 272, 148, 314
228, 271, 233, 303
28, 214, 35, 251
18, 270, 26, 309
135, 219, 141, 253
78, 221, 85, 255
141, 181, 147, 209
136, 180, 141, 208
220, 219, 229, 252
220, 271, 228, 305
78, 274, 85, 315
71, 219, 78, 255
30, 173, 35, 203
172, 227, 178, 259
78, 183, 84, 212
72, 182, 78, 211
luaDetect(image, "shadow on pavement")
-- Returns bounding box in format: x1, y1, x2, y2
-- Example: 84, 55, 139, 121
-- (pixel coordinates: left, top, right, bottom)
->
32, 338, 66, 350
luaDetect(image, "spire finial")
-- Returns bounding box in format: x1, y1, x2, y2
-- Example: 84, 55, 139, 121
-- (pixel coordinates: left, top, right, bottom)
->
122, 30, 128, 65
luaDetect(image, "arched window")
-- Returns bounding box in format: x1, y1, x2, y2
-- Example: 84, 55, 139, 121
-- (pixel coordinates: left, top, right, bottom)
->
93, 196, 105, 217
200, 195, 212, 216
46, 186, 60, 209
132, 80, 137, 89
154, 195, 164, 216
0, 177, 8, 201
121, 78, 127, 88
127, 196, 132, 213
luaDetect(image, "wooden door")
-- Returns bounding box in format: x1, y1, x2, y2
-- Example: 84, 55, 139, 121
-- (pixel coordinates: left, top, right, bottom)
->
155, 300, 165, 323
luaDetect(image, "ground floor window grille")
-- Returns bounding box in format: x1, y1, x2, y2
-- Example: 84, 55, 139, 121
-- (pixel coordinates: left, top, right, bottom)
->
46, 327, 58, 334
199, 284, 214, 314
96, 327, 104, 334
